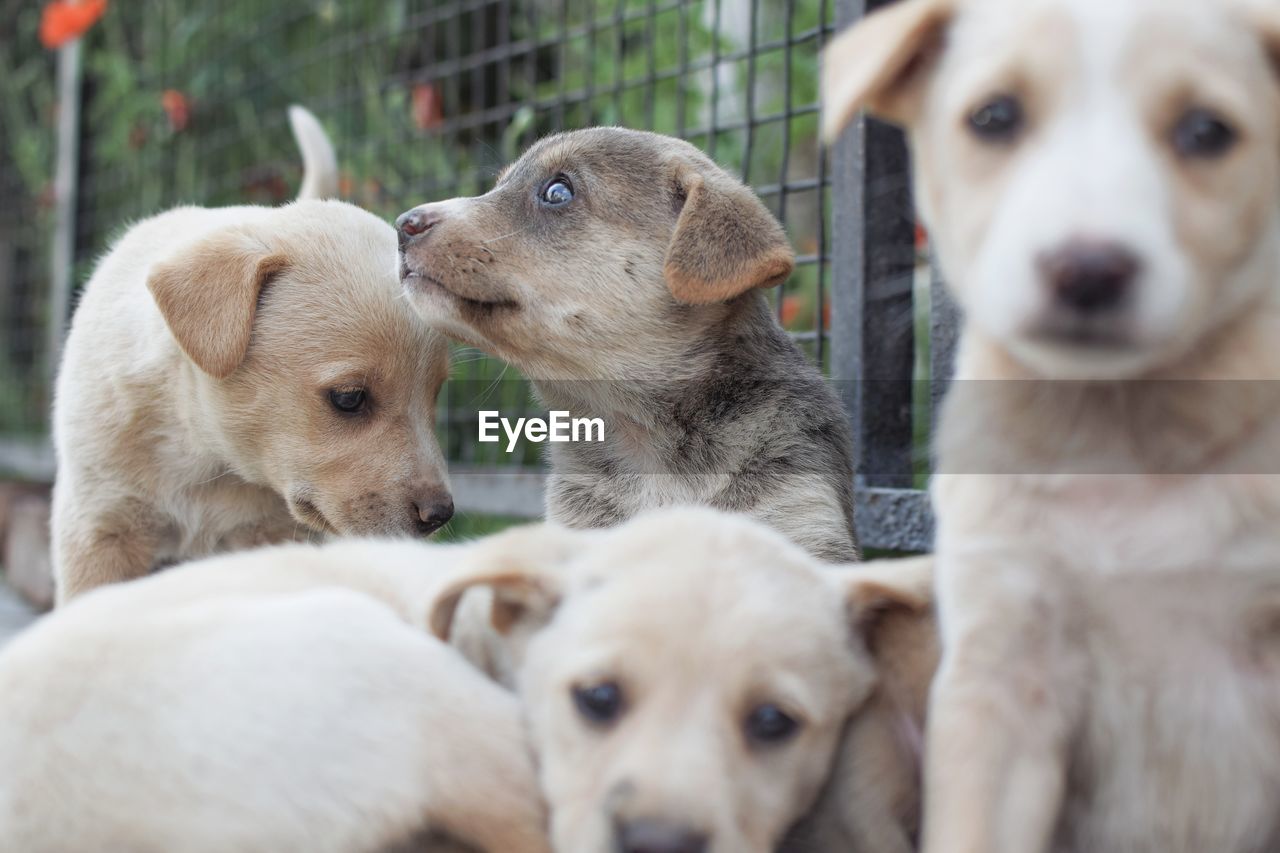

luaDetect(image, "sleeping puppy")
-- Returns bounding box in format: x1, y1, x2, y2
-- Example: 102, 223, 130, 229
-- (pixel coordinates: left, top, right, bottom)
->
394, 129, 858, 562
0, 536, 551, 853
824, 0, 1280, 850
429, 508, 928, 853
52, 107, 453, 602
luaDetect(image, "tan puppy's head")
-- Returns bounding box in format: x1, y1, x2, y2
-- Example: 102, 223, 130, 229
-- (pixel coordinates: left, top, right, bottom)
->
394, 128, 794, 379
146, 200, 454, 537
824, 0, 1280, 379
430, 509, 930, 853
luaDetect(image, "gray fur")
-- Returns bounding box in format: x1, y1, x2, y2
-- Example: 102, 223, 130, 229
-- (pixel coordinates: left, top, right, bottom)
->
397, 127, 859, 562
537, 294, 859, 562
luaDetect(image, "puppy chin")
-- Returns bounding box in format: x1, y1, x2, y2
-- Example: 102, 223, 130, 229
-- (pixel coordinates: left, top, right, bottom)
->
402, 278, 457, 321
409, 295, 491, 347
1003, 332, 1175, 381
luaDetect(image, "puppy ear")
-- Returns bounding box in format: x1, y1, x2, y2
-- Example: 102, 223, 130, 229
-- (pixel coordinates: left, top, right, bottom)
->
1246, 6, 1280, 81
822, 0, 954, 140
664, 165, 795, 305
427, 522, 586, 642
146, 229, 288, 379
837, 555, 934, 643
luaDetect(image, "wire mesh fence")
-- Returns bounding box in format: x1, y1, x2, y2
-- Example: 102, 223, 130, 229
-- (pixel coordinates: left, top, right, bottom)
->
0, 0, 944, 550
0, 1, 57, 446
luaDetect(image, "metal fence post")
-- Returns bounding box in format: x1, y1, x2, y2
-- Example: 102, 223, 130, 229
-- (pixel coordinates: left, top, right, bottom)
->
831, 0, 934, 550
48, 38, 83, 390
831, 0, 917, 492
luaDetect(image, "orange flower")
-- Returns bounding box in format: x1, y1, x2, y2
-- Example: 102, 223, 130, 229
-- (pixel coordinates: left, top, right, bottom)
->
412, 83, 444, 131
780, 294, 802, 327
161, 89, 190, 132
39, 0, 108, 49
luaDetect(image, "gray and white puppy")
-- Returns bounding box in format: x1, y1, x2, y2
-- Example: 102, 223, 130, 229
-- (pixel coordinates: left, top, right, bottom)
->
396, 128, 858, 561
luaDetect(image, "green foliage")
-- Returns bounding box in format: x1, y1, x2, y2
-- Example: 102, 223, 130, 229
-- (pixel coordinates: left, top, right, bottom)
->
0, 1, 57, 436
433, 510, 528, 542
1, 0, 837, 448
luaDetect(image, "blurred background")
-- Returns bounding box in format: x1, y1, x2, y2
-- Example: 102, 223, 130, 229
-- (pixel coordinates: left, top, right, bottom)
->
0, 0, 945, 620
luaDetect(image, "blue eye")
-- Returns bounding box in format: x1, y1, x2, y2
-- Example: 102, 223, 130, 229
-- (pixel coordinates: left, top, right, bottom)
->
541, 178, 574, 206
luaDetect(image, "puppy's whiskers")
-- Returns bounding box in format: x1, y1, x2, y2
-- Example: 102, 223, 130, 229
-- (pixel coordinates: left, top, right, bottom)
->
473, 362, 509, 405
480, 226, 530, 245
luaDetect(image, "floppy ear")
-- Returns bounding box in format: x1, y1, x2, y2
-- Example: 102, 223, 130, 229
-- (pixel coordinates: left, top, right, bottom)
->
146, 229, 288, 379
664, 165, 795, 305
822, 0, 954, 140
428, 522, 587, 642
837, 555, 935, 643
1246, 5, 1280, 80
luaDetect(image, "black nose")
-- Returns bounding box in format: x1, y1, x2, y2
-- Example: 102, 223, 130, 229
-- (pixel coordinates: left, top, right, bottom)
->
396, 207, 443, 244
615, 819, 709, 853
413, 497, 454, 536
1038, 241, 1140, 314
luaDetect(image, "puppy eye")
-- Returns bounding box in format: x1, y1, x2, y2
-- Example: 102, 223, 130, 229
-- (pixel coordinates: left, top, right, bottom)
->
572, 682, 624, 725
744, 704, 800, 746
540, 177, 574, 207
1172, 109, 1237, 159
968, 95, 1024, 143
328, 388, 368, 414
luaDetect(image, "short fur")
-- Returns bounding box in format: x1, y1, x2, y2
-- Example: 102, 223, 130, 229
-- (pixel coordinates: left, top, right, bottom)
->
429, 508, 928, 853
787, 557, 939, 853
825, 1, 1280, 851
0, 537, 551, 853
52, 107, 452, 602
396, 128, 857, 562
782, 561, 1280, 853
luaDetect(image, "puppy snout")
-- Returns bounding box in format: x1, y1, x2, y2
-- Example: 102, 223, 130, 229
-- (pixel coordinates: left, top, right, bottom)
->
396, 206, 445, 244
1038, 240, 1140, 315
412, 493, 454, 536
614, 819, 709, 853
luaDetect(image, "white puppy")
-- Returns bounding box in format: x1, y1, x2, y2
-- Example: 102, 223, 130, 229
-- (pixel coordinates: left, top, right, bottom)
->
52, 107, 452, 603
0, 536, 550, 853
430, 508, 929, 853
825, 0, 1280, 851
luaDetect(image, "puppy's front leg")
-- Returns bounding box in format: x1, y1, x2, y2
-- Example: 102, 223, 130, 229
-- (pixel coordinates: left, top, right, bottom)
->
53, 500, 164, 603
922, 559, 1075, 853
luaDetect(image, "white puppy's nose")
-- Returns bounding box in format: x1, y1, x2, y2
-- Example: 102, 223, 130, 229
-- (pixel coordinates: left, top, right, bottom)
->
1038, 240, 1140, 315
614, 819, 709, 853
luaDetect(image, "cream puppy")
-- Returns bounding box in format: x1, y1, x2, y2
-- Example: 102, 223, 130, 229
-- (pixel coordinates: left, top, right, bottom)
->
0, 536, 550, 853
430, 508, 928, 853
52, 107, 452, 602
825, 1, 1280, 851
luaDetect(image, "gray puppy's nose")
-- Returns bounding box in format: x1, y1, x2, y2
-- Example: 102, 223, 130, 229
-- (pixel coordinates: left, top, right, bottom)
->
396, 206, 444, 243
1039, 240, 1140, 315
615, 819, 709, 853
